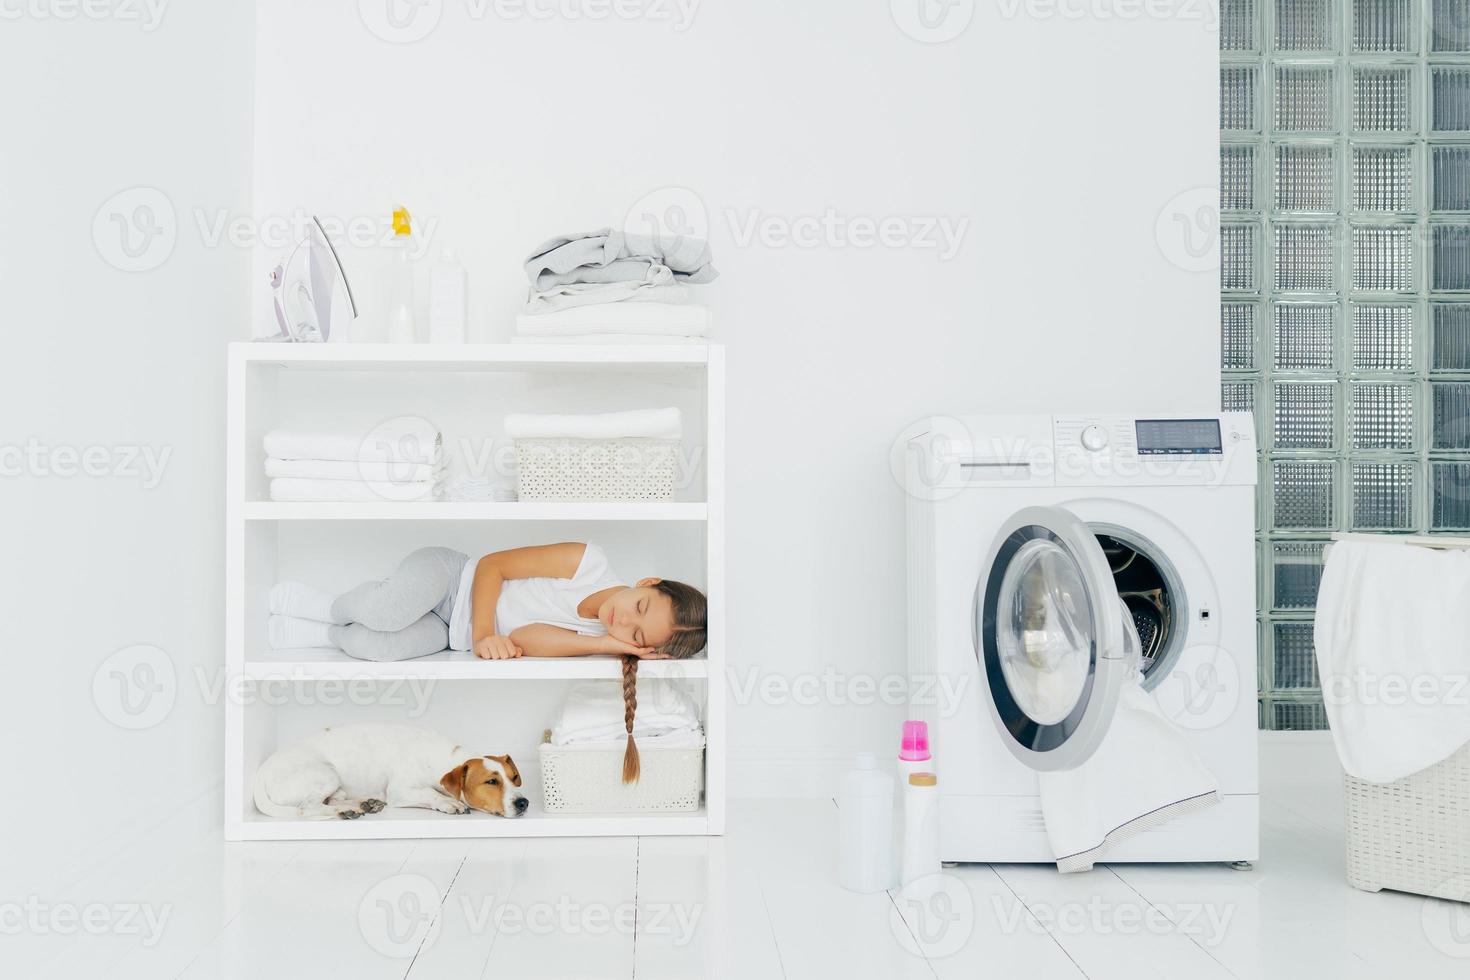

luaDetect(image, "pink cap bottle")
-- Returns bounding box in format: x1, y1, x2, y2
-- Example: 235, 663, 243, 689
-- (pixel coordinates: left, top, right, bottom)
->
897, 721, 932, 811
899, 720, 931, 762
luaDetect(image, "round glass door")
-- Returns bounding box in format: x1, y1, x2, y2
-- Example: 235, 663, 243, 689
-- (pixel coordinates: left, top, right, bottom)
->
995, 538, 1094, 725
974, 506, 1131, 771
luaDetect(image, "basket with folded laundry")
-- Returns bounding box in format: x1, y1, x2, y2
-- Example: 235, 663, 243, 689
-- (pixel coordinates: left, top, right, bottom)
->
540, 680, 705, 813
508, 408, 683, 502
263, 420, 446, 502
1316, 534, 1470, 904
514, 227, 715, 345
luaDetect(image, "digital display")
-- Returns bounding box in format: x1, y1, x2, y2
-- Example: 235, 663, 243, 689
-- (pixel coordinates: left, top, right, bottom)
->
1135, 419, 1223, 455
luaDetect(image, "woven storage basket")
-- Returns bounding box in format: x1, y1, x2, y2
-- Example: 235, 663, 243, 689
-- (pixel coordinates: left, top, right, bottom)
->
514, 437, 678, 502
539, 733, 704, 813
1345, 741, 1470, 902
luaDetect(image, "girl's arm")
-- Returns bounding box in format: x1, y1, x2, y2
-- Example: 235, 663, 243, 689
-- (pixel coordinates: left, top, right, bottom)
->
509, 623, 662, 659
471, 542, 587, 657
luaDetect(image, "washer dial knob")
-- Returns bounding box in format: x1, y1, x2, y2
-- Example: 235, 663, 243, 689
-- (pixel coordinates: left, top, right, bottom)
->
1080, 425, 1109, 452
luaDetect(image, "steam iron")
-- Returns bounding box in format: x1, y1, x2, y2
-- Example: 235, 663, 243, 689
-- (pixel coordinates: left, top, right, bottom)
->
267, 215, 358, 342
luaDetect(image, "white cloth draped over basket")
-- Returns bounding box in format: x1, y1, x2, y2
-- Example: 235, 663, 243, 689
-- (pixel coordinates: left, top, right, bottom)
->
1314, 537, 1470, 784
1315, 534, 1470, 904
540, 680, 706, 813
550, 679, 702, 745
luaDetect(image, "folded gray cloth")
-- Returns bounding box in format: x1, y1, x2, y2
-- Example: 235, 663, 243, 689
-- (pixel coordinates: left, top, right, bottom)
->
525, 228, 718, 291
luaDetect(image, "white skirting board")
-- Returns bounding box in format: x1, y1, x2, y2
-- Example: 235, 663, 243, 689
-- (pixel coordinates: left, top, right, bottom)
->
728, 731, 1340, 801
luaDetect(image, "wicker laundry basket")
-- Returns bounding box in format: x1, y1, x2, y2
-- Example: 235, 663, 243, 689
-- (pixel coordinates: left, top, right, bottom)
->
1345, 741, 1470, 902
538, 732, 704, 814
514, 437, 679, 501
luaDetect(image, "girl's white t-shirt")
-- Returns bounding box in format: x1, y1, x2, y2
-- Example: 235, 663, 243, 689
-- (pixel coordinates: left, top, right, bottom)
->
447, 543, 623, 652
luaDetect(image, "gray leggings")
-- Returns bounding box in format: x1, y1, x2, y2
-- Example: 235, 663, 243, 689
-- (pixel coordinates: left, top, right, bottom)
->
328, 547, 469, 662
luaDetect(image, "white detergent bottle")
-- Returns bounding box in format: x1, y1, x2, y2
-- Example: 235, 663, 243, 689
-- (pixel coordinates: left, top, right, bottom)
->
896, 720, 931, 800
428, 249, 467, 344
838, 752, 895, 892
901, 772, 940, 887
386, 206, 417, 343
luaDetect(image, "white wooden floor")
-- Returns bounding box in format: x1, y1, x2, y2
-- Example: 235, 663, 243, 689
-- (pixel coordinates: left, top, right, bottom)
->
10, 737, 1470, 979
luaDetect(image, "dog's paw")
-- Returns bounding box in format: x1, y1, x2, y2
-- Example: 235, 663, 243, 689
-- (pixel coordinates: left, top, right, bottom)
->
434, 800, 471, 815
360, 799, 386, 814
336, 808, 362, 820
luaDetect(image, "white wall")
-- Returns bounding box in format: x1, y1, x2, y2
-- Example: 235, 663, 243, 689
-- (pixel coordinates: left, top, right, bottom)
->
0, 1, 1221, 886
250, 0, 1220, 794
0, 4, 254, 892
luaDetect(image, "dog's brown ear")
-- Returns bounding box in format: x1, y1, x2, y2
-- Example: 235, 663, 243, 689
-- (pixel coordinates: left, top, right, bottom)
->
440, 761, 471, 801
488, 754, 522, 787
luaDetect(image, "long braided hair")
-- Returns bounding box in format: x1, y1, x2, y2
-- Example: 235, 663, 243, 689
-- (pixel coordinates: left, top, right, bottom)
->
622, 580, 707, 783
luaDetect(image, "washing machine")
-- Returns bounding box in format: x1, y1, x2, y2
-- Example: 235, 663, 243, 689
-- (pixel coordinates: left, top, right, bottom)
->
904, 413, 1259, 863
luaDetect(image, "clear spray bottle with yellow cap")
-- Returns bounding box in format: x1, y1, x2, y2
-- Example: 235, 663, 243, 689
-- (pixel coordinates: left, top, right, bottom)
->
387, 206, 417, 343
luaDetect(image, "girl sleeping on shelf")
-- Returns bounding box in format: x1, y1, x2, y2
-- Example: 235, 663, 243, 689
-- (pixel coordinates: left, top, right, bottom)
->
268, 542, 707, 781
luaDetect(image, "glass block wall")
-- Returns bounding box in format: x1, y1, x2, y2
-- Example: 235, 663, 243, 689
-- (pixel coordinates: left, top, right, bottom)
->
1220, 0, 1470, 730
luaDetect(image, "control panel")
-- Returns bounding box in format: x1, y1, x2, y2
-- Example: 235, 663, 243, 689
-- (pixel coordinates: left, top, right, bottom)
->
1053, 414, 1256, 487
903, 413, 1257, 490
1056, 418, 1137, 456
1135, 418, 1224, 455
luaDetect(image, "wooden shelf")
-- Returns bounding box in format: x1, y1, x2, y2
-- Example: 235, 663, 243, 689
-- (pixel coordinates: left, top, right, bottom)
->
241, 501, 708, 521
232, 807, 709, 841
244, 649, 709, 680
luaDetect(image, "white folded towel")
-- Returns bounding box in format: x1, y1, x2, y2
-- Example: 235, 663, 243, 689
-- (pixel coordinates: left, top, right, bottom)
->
441, 475, 518, 503
510, 334, 707, 346
263, 421, 442, 465
525, 279, 693, 314
1038, 675, 1220, 872
515, 303, 709, 338
1315, 539, 1470, 783
504, 408, 682, 441
269, 477, 438, 503
550, 679, 702, 745
547, 730, 706, 751
264, 457, 442, 483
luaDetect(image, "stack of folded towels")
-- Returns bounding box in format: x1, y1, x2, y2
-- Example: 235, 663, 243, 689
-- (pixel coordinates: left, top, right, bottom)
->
263, 419, 445, 502
515, 228, 716, 345
548, 679, 704, 748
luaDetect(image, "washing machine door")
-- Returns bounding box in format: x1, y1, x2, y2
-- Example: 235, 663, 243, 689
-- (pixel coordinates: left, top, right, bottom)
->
973, 505, 1135, 772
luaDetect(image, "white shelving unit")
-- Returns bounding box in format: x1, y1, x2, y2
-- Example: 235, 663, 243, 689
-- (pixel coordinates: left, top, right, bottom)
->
224, 342, 725, 840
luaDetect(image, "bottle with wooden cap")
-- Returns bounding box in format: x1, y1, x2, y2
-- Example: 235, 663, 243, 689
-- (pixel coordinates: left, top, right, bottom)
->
897, 720, 931, 796
901, 771, 940, 886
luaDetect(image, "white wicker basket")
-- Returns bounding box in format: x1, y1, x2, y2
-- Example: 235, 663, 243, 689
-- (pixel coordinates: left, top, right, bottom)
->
514, 437, 679, 502
538, 733, 704, 814
1345, 741, 1470, 902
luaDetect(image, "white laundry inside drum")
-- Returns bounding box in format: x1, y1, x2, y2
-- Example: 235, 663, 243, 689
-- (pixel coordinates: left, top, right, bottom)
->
994, 535, 1157, 728
995, 539, 1095, 725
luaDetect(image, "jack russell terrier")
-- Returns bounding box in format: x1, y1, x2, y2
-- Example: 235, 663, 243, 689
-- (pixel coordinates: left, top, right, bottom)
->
252, 723, 529, 819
